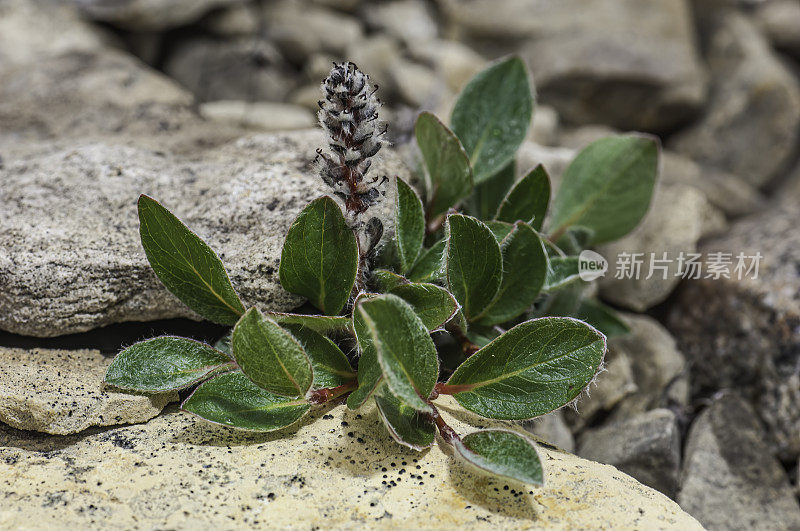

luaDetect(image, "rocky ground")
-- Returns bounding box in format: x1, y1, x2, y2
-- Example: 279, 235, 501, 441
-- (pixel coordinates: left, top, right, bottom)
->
0, 0, 799, 529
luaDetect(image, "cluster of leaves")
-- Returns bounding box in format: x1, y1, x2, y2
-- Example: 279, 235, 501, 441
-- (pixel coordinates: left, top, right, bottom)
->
106, 56, 658, 487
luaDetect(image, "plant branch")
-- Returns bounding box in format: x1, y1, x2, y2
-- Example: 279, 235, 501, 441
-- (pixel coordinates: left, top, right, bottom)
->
425, 400, 459, 445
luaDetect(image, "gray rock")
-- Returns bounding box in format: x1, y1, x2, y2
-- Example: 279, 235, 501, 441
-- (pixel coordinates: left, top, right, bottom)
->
389, 59, 446, 108
201, 1, 261, 36
669, 197, 800, 460
754, 0, 800, 58
609, 314, 690, 419
73, 0, 242, 31
0, 396, 703, 529
678, 393, 800, 530
524, 410, 575, 453
163, 37, 294, 103
565, 348, 638, 431
597, 184, 716, 312
0, 347, 175, 434
0, 130, 410, 337
344, 35, 403, 99
438, 0, 707, 132
670, 12, 800, 188
407, 39, 486, 95
578, 409, 681, 498
199, 101, 316, 131
363, 0, 438, 44
264, 0, 363, 64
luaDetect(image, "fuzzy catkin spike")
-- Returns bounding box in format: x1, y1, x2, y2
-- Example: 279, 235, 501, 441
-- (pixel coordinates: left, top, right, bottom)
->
317, 62, 389, 216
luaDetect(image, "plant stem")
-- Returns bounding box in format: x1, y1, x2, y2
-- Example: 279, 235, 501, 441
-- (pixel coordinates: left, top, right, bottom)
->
425, 400, 459, 445
433, 382, 474, 395
307, 380, 357, 405
445, 321, 480, 357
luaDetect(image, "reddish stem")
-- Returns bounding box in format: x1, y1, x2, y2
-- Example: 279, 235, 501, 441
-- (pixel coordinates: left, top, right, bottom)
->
307, 380, 357, 405
434, 382, 474, 396
425, 400, 459, 445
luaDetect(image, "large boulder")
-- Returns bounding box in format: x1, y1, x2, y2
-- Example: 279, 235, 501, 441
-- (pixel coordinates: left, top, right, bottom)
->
0, 347, 175, 434
678, 393, 800, 529
0, 131, 409, 337
669, 197, 800, 460
438, 0, 707, 132
670, 12, 800, 188
0, 397, 702, 529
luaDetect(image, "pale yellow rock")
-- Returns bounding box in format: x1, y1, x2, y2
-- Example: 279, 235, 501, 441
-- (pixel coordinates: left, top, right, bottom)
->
0, 396, 701, 529
0, 347, 176, 435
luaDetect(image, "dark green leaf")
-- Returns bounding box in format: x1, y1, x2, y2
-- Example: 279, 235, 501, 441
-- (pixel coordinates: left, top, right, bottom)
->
550, 135, 659, 244
485, 220, 514, 243
182, 370, 309, 432
407, 240, 445, 283
451, 56, 534, 184
575, 299, 630, 338
465, 160, 515, 220
496, 164, 550, 230
389, 282, 459, 332
536, 283, 584, 318
415, 112, 473, 217
232, 308, 313, 397
543, 256, 581, 292
356, 294, 438, 412
105, 336, 232, 392
214, 331, 232, 356
555, 226, 594, 255
447, 317, 606, 419
282, 324, 355, 388
474, 222, 547, 326
266, 312, 353, 336
375, 384, 436, 451
279, 196, 358, 315
445, 214, 502, 321
394, 178, 426, 273
347, 294, 382, 409
372, 268, 409, 293
137, 195, 245, 325
454, 429, 543, 485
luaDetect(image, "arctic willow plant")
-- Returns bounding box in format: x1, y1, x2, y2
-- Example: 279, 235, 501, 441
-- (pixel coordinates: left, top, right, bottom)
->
106, 58, 658, 486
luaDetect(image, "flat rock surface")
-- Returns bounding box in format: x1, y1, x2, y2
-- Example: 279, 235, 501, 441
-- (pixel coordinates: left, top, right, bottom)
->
0, 347, 175, 434
0, 396, 702, 529
0, 130, 408, 337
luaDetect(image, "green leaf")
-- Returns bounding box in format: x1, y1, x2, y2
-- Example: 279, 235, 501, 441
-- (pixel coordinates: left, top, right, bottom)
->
281, 324, 355, 388
454, 429, 543, 485
266, 312, 353, 336
445, 214, 502, 321
543, 256, 581, 292
555, 226, 594, 255
389, 282, 459, 332
356, 294, 439, 412
447, 317, 606, 419
232, 308, 313, 397
182, 370, 310, 432
415, 112, 473, 217
214, 331, 232, 356
496, 164, 550, 230
375, 385, 436, 451
394, 178, 426, 273
407, 240, 445, 283
575, 299, 630, 338
372, 269, 409, 293
465, 160, 515, 220
451, 56, 534, 184
550, 135, 659, 244
279, 196, 358, 315
485, 220, 515, 243
105, 336, 232, 392
137, 195, 245, 325
474, 222, 547, 326
347, 294, 383, 409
